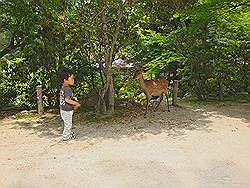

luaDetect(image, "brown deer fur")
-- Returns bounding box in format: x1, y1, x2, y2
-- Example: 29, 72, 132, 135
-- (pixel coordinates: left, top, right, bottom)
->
133, 70, 170, 117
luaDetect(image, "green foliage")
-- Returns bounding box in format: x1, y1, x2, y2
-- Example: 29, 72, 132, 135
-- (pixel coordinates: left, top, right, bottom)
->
0, 0, 249, 110
132, 0, 249, 100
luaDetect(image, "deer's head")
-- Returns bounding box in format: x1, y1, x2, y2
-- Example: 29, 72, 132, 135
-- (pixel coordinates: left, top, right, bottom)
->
133, 69, 143, 80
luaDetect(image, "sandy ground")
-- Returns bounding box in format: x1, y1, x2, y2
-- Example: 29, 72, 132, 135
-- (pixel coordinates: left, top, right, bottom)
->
0, 102, 250, 188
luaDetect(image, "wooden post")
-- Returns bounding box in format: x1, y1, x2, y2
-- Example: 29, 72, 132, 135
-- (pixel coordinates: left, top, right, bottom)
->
36, 85, 44, 115
172, 80, 179, 106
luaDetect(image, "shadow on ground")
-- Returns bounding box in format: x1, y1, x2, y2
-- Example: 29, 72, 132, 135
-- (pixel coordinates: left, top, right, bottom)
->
199, 102, 250, 123
5, 102, 250, 143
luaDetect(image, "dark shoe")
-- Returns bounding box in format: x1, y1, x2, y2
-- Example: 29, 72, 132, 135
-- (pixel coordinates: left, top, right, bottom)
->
71, 133, 76, 140
71, 131, 76, 139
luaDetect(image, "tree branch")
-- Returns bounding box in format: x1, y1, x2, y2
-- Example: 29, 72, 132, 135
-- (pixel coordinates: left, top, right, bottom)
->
109, 5, 123, 67
0, 35, 24, 58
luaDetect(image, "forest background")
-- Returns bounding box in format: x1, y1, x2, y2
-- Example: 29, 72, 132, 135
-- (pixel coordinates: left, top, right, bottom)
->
0, 0, 249, 115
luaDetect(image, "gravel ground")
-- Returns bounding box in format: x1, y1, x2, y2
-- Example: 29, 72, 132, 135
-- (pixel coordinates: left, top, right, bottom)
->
0, 102, 250, 188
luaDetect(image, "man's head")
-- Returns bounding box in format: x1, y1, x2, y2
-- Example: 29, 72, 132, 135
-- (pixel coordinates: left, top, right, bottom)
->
59, 69, 74, 85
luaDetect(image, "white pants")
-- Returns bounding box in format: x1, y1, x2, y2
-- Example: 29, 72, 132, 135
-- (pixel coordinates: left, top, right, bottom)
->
60, 110, 73, 139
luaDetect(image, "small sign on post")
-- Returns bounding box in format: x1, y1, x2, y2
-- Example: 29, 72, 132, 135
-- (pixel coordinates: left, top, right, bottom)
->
172, 80, 179, 106
36, 85, 44, 115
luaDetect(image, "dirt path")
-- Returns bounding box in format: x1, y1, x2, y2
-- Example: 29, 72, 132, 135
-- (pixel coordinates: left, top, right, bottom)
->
0, 103, 250, 188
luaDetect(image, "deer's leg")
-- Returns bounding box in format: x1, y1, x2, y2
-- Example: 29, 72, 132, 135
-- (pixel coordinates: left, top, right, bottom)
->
154, 94, 163, 111
166, 91, 170, 112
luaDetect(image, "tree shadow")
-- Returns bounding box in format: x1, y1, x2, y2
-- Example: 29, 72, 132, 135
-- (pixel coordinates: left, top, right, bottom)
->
7, 102, 250, 144
0, 109, 23, 120
76, 104, 214, 141
199, 102, 250, 124
8, 103, 218, 143
10, 113, 63, 138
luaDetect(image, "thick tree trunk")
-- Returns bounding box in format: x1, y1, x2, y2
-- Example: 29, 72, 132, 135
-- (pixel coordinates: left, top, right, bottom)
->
217, 74, 224, 101
172, 80, 179, 106
218, 80, 223, 101
96, 0, 122, 115
106, 77, 115, 115
242, 60, 249, 92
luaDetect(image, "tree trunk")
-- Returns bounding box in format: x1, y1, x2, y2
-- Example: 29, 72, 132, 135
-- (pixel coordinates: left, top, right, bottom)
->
172, 80, 179, 106
106, 77, 115, 115
218, 76, 223, 101
36, 85, 44, 115
242, 60, 249, 92
96, 0, 122, 115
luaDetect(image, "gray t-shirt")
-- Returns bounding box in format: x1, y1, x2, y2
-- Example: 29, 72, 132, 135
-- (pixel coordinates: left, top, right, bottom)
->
60, 85, 73, 111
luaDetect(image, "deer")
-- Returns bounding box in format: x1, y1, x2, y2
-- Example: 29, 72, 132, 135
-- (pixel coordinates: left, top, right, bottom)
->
133, 69, 170, 117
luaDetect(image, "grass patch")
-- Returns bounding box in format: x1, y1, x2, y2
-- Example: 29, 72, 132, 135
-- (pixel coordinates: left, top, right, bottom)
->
83, 105, 130, 123
223, 92, 250, 103
181, 93, 250, 105
13, 112, 39, 119
114, 111, 124, 118
77, 105, 96, 113
85, 113, 99, 123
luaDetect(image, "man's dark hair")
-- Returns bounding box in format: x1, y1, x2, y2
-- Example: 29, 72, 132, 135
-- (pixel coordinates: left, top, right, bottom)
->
59, 69, 73, 83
